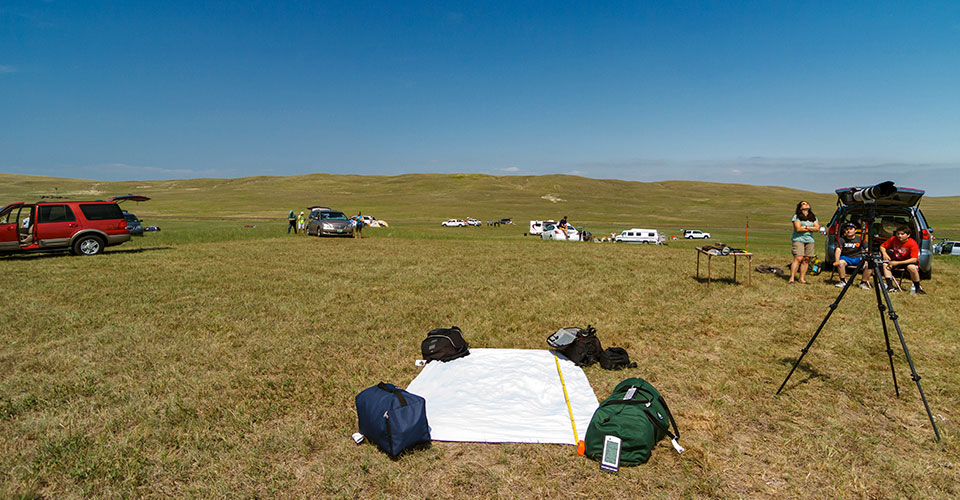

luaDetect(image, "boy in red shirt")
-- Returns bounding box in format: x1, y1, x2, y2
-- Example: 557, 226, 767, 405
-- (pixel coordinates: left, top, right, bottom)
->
880, 225, 925, 294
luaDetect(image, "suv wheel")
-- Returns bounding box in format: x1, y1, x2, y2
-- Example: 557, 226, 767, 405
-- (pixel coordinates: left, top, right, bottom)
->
73, 235, 104, 256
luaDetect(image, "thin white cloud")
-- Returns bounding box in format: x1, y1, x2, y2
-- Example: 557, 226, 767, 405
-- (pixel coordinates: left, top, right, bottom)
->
0, 65, 18, 74
5, 162, 231, 181
89, 162, 226, 179
569, 157, 960, 196
498, 166, 520, 172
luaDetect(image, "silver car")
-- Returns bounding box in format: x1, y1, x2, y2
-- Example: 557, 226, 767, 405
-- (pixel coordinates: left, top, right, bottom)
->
307, 207, 354, 237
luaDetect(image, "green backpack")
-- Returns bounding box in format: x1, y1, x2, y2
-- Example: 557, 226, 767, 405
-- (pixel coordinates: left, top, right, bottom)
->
584, 377, 681, 466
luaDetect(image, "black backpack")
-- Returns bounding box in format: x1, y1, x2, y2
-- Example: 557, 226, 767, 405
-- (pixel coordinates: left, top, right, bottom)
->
555, 326, 603, 367
421, 326, 470, 362
600, 347, 637, 370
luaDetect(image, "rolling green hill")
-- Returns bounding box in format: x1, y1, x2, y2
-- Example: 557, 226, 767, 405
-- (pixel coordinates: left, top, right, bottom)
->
1, 172, 958, 232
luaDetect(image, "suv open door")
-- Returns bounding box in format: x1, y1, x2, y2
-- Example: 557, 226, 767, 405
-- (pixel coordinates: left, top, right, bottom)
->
0, 203, 40, 249
0, 203, 27, 251
835, 186, 924, 207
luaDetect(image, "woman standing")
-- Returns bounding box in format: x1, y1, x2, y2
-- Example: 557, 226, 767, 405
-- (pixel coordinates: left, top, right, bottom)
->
354, 212, 364, 239
789, 201, 820, 284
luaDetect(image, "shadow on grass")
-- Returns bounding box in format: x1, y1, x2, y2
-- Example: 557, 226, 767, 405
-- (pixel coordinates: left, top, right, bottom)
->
691, 276, 748, 285
364, 442, 432, 461
775, 357, 829, 392
1, 246, 174, 261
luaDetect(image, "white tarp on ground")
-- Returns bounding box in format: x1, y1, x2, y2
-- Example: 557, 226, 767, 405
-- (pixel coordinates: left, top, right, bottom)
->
405, 348, 599, 445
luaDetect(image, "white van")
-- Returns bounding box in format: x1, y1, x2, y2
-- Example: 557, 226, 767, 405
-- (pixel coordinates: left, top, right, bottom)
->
615, 228, 661, 244
529, 220, 556, 236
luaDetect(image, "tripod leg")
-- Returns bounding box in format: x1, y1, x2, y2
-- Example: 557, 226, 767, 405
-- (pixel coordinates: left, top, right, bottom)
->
777, 261, 862, 395
875, 264, 942, 442
871, 263, 900, 397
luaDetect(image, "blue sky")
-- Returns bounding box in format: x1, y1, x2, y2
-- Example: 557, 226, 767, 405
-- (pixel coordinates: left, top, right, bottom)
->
2, 1, 959, 195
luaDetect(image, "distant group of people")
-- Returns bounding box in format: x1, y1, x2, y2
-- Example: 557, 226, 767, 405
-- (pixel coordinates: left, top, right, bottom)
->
789, 201, 926, 294
288, 210, 305, 234
287, 209, 365, 238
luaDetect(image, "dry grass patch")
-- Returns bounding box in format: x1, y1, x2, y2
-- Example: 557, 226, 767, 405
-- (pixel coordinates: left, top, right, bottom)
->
1, 228, 958, 498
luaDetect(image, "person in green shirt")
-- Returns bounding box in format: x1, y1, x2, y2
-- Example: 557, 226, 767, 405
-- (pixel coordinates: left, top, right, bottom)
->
788, 201, 820, 284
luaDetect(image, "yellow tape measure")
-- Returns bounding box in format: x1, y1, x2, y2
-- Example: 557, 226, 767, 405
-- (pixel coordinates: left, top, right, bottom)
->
554, 353, 579, 445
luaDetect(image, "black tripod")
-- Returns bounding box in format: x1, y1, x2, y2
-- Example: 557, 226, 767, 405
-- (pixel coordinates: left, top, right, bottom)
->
776, 248, 941, 441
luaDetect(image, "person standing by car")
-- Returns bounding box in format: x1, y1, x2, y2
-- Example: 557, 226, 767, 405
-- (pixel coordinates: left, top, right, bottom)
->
789, 201, 820, 284
558, 215, 569, 239
354, 212, 364, 239
880, 225, 925, 294
297, 211, 306, 234
833, 222, 873, 289
288, 210, 296, 234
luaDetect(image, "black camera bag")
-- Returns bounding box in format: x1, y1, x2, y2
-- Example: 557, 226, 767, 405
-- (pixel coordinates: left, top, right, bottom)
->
600, 347, 638, 370
421, 326, 470, 362
557, 326, 603, 367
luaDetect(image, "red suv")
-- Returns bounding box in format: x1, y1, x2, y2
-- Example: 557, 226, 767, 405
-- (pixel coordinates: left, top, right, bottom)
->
0, 201, 131, 256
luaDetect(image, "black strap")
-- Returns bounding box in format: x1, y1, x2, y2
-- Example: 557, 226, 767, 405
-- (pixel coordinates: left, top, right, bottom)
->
657, 395, 680, 440
641, 405, 676, 441
376, 382, 408, 407
598, 384, 655, 409
601, 390, 680, 441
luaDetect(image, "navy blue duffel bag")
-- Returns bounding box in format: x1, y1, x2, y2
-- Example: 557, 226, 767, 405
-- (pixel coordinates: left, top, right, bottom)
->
355, 382, 431, 457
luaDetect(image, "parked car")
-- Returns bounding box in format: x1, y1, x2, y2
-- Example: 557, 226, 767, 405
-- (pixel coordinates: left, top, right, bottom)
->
529, 220, 556, 235
123, 211, 144, 236
465, 218, 482, 226
498, 218, 513, 225
109, 194, 150, 237
0, 200, 131, 256
540, 223, 581, 241
442, 219, 466, 227
683, 229, 711, 239
615, 228, 661, 244
823, 185, 933, 278
307, 207, 354, 237
933, 239, 960, 256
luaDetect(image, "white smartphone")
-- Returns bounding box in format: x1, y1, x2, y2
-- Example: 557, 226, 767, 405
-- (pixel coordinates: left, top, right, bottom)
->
600, 435, 621, 473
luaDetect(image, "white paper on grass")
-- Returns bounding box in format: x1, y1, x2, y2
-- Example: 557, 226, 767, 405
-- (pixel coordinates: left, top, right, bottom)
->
405, 348, 599, 445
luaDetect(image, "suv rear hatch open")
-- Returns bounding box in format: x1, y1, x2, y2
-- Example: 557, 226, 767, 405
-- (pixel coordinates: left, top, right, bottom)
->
835, 186, 924, 207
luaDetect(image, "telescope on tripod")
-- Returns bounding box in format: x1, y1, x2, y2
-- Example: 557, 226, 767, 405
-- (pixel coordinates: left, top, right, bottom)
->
776, 181, 941, 441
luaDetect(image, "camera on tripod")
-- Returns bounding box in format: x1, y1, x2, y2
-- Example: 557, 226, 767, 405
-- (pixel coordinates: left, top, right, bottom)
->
850, 180, 897, 203
777, 180, 941, 441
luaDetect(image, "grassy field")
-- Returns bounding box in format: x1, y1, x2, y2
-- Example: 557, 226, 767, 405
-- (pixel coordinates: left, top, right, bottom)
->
3, 172, 959, 233
1, 174, 958, 498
